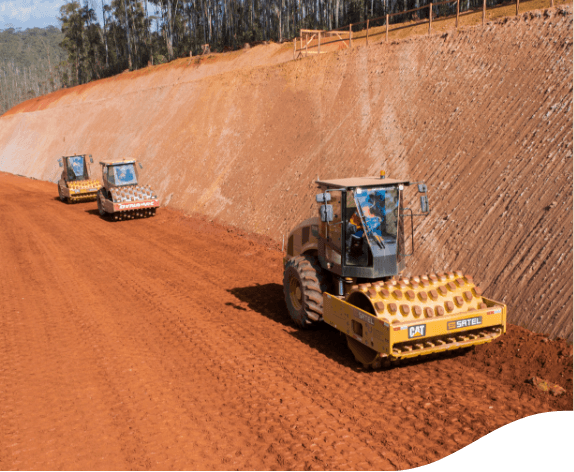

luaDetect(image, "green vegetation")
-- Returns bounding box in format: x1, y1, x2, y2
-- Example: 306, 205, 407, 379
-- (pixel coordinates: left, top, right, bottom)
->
0, 26, 67, 115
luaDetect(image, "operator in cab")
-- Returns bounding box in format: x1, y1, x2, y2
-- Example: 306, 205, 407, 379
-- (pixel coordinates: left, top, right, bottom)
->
346, 188, 400, 263
67, 156, 87, 181
347, 209, 365, 259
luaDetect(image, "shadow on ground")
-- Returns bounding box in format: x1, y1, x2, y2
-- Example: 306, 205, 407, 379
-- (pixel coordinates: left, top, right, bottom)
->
85, 208, 117, 223
229, 283, 473, 372
228, 283, 354, 368
84, 208, 154, 223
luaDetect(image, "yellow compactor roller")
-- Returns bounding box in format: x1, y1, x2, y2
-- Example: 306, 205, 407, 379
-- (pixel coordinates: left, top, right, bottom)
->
57, 154, 102, 203
283, 173, 506, 368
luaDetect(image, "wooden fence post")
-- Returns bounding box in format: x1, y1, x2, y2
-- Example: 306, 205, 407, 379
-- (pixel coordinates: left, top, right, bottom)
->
366, 20, 369, 46
516, 0, 520, 15
483, 0, 486, 25
305, 34, 308, 57
429, 3, 433, 35
386, 15, 389, 42
349, 24, 353, 48
293, 38, 296, 59
456, 0, 460, 28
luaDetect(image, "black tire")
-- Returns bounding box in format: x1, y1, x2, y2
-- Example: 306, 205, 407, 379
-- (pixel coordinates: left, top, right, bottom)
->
97, 190, 107, 218
283, 255, 328, 328
58, 185, 68, 203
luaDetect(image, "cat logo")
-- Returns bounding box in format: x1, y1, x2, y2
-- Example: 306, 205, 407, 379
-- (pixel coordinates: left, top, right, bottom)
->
408, 324, 426, 339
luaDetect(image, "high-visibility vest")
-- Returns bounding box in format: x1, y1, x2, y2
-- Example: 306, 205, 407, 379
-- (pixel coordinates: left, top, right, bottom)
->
350, 212, 363, 230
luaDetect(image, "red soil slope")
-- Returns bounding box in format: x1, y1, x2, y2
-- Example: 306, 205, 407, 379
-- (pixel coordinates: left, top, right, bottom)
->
0, 172, 571, 470
0, 7, 571, 341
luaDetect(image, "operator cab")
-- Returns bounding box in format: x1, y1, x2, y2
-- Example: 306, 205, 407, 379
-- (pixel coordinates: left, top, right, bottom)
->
100, 160, 139, 188
315, 176, 429, 279
61, 155, 91, 181
345, 186, 401, 265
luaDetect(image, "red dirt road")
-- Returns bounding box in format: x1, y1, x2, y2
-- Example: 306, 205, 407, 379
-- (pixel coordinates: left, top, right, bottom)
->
0, 172, 571, 470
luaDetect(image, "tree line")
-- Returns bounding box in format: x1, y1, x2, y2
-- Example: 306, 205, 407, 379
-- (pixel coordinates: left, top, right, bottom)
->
59, 0, 499, 87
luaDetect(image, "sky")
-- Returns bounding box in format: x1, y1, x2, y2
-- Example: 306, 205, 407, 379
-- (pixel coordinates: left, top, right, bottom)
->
0, 1, 163, 32
0, 0, 68, 30
0, 0, 112, 31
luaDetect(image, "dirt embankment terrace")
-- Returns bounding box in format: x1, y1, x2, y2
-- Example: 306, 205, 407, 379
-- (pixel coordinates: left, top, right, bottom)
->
0, 7, 571, 346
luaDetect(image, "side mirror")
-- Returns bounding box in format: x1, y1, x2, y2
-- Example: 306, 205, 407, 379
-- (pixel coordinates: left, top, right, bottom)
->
139, 162, 143, 169
320, 204, 333, 222
58, 159, 63, 168
315, 192, 331, 203
420, 195, 429, 214
89, 155, 93, 163
418, 183, 427, 193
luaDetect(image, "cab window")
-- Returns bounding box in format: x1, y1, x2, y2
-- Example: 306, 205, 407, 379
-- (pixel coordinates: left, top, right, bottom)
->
107, 166, 115, 185
327, 190, 342, 252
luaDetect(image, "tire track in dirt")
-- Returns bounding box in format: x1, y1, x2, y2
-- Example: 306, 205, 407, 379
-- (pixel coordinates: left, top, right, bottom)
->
62, 223, 548, 466
5, 209, 260, 469
0, 176, 393, 469
127, 255, 547, 469
0, 197, 158, 469
1, 173, 570, 470
59, 208, 398, 469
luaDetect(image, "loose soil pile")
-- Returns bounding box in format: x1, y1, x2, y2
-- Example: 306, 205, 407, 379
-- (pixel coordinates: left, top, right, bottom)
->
0, 8, 571, 344
0, 172, 571, 470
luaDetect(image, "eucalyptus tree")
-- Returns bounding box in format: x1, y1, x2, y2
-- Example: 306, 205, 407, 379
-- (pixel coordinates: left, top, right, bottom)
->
57, 0, 488, 88
59, 1, 84, 84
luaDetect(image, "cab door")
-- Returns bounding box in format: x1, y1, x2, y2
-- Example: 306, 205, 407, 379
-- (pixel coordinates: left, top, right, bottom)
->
396, 188, 407, 270
318, 190, 343, 271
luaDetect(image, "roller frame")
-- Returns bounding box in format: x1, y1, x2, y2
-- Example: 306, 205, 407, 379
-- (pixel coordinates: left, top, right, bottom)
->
60, 183, 101, 201
323, 293, 506, 359
101, 197, 160, 214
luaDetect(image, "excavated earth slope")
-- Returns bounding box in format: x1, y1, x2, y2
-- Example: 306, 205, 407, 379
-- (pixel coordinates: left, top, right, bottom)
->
0, 7, 572, 343
0, 172, 571, 470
